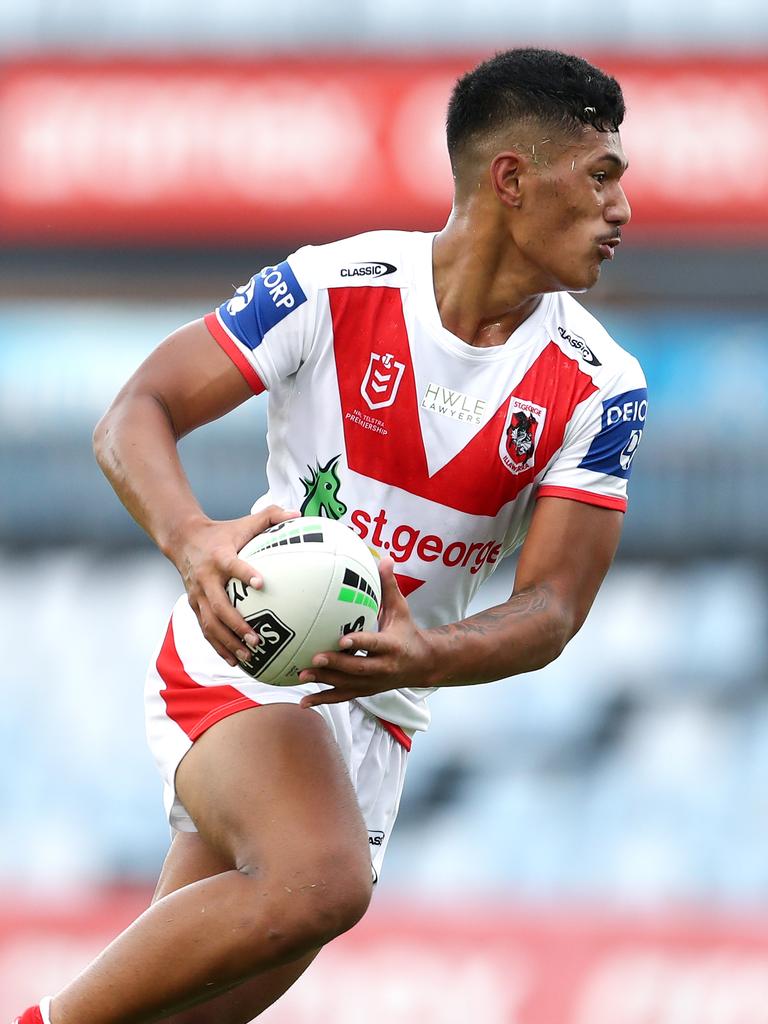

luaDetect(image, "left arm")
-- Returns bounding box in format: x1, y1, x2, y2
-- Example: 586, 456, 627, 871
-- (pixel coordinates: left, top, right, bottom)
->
299, 496, 623, 706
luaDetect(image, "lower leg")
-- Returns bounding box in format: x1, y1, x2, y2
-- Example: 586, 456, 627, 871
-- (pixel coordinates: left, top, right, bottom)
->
156, 956, 318, 1024
149, 834, 320, 1024
51, 868, 320, 1024
49, 707, 372, 1024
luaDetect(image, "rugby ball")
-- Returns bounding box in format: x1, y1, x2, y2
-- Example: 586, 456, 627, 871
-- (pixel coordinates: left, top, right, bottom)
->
226, 516, 381, 685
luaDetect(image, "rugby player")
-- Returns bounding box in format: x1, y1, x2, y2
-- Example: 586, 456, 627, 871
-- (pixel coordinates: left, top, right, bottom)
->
15, 47, 645, 1024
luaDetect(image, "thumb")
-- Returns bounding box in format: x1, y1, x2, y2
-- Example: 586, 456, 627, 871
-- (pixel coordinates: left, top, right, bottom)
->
241, 505, 301, 541
231, 508, 301, 581
377, 557, 409, 624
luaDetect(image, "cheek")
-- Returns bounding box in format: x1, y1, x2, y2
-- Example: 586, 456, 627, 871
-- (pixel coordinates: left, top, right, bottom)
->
527, 209, 586, 263
552, 201, 603, 266
552, 191, 600, 231
516, 180, 600, 277
529, 183, 593, 247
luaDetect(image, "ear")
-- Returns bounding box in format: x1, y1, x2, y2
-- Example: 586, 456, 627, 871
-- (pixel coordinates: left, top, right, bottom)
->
489, 151, 527, 209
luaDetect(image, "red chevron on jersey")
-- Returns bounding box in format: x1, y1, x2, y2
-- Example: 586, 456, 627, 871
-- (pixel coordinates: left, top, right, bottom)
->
331, 286, 430, 492
330, 286, 598, 517
393, 573, 426, 597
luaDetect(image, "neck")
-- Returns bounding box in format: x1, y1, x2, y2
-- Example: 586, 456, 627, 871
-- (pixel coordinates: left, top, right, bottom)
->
431, 206, 545, 347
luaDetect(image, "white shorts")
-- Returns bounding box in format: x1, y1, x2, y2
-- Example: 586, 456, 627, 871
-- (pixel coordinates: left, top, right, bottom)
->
144, 595, 410, 881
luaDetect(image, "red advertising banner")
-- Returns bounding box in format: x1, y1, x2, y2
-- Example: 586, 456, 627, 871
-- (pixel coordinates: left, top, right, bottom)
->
3, 890, 768, 1023
1, 56, 767, 245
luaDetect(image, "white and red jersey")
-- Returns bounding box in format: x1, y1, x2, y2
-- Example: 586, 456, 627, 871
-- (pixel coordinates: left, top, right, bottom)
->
204, 230, 647, 734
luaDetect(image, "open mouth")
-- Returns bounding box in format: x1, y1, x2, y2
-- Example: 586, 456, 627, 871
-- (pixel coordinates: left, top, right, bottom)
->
597, 237, 620, 260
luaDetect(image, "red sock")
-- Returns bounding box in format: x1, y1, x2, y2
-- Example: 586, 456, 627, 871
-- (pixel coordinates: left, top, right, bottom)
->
13, 1007, 44, 1024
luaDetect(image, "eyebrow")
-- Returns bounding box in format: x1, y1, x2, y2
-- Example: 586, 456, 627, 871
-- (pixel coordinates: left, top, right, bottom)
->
596, 152, 629, 173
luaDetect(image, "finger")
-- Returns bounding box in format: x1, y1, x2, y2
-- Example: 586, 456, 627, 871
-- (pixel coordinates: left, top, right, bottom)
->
206, 620, 253, 667
299, 659, 391, 691
230, 507, 301, 584
264, 503, 302, 524
210, 639, 239, 668
337, 631, 383, 654
245, 505, 301, 536
192, 568, 257, 644
207, 587, 258, 645
377, 558, 409, 622
300, 688, 357, 709
193, 604, 240, 667
310, 650, 379, 675
230, 556, 264, 589
199, 594, 257, 662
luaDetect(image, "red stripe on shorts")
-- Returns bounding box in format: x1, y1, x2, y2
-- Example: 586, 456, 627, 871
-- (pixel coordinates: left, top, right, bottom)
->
156, 618, 413, 751
378, 720, 412, 751
157, 619, 262, 741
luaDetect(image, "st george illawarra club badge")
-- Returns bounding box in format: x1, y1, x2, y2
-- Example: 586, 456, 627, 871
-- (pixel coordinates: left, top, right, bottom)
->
499, 397, 547, 475
361, 352, 406, 411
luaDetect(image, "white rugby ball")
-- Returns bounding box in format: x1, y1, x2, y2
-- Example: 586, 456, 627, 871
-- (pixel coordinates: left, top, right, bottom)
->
226, 516, 381, 685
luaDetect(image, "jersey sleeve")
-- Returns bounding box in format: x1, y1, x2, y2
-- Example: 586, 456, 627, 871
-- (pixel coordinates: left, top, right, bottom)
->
203, 248, 315, 393
537, 360, 648, 513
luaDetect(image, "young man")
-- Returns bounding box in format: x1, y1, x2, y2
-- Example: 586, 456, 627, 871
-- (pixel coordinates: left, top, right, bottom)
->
16, 47, 645, 1024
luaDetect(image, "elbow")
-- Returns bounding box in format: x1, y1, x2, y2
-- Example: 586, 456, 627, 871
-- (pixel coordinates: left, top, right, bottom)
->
92, 402, 119, 473
93, 392, 130, 474
536, 604, 579, 670
92, 410, 110, 470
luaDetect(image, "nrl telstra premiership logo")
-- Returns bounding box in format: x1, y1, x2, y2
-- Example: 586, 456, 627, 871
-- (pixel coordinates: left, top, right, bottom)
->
361, 352, 405, 411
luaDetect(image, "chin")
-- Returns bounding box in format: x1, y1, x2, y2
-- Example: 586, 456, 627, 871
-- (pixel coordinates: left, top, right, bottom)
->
570, 262, 602, 292
556, 267, 600, 293
538, 257, 602, 295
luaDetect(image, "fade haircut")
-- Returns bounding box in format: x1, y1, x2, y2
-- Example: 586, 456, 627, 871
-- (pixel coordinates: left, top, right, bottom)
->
446, 48, 625, 171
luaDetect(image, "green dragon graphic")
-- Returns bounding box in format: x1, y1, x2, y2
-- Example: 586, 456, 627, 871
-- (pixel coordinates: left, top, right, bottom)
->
299, 455, 347, 519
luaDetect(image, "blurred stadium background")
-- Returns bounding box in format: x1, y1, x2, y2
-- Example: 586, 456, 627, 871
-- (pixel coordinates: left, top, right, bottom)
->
2, 3, 768, 1021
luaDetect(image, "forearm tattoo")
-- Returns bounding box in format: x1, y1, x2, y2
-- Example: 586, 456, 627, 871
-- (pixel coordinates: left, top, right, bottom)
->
426, 584, 559, 685
430, 585, 550, 640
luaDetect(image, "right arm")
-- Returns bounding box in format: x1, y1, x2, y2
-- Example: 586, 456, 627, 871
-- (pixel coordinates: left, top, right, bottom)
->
93, 318, 298, 666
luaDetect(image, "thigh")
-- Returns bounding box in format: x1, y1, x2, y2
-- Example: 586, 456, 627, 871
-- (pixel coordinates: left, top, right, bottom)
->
174, 702, 370, 881
152, 831, 320, 1024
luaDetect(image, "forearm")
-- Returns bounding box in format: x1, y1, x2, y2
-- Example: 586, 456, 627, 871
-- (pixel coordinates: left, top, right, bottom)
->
424, 584, 574, 687
93, 391, 205, 563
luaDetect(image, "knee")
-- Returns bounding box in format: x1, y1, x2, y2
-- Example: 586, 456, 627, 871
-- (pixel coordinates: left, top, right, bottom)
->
271, 856, 372, 956
236, 851, 373, 965
306, 861, 373, 944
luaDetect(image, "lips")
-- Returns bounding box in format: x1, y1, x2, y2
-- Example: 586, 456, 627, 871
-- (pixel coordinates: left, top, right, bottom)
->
597, 237, 621, 260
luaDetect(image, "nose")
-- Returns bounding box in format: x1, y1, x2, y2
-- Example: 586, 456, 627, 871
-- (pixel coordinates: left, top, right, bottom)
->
607, 183, 631, 227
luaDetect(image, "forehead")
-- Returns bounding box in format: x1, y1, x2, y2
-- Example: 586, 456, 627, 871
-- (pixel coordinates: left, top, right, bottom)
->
562, 127, 628, 168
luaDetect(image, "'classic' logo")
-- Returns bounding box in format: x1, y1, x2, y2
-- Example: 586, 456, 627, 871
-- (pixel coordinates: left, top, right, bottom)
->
341, 262, 397, 278
557, 325, 602, 366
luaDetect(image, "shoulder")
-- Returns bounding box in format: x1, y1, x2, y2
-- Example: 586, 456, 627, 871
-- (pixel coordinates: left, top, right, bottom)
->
289, 230, 426, 290
217, 230, 424, 347
545, 293, 646, 392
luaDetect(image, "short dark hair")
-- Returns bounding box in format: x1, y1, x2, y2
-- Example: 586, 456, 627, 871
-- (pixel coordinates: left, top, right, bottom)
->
446, 48, 625, 168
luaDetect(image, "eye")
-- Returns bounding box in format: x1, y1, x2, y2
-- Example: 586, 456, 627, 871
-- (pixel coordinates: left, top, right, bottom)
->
592, 171, 607, 184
